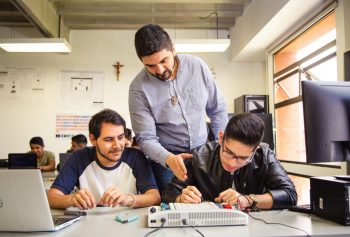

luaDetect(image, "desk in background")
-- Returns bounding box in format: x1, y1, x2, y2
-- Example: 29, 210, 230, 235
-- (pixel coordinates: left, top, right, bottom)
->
0, 208, 349, 237
41, 171, 58, 190
41, 171, 58, 180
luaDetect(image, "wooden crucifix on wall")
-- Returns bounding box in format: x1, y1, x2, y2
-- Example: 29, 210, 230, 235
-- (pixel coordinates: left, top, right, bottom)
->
113, 61, 124, 81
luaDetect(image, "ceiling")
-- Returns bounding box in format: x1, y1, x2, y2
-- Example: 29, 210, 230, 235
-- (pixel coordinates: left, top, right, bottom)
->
0, 0, 251, 34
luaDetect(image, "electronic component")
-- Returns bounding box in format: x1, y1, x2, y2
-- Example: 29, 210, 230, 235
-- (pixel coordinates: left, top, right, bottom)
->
310, 176, 350, 225
148, 202, 249, 227
115, 213, 138, 224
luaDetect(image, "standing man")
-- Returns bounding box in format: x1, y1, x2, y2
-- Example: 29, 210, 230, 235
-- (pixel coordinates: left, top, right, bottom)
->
48, 109, 160, 210
29, 136, 55, 172
129, 24, 228, 192
163, 113, 297, 210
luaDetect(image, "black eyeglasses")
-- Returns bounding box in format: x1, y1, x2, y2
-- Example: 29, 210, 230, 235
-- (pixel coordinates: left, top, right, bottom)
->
221, 144, 256, 165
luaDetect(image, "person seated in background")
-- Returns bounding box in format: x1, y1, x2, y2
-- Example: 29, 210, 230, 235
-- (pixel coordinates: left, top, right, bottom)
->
48, 109, 160, 210
162, 113, 297, 210
125, 128, 133, 147
131, 136, 139, 149
67, 134, 88, 153
29, 136, 55, 172
57, 134, 88, 171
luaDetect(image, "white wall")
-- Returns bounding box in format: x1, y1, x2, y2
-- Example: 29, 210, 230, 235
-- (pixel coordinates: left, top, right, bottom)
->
0, 29, 266, 160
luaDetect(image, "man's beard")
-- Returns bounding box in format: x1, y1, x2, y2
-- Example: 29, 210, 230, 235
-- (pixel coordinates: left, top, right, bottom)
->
96, 144, 123, 164
154, 69, 172, 81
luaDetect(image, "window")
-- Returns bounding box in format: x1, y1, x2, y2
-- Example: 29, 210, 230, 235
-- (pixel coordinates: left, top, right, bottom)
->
272, 11, 337, 204
273, 11, 336, 163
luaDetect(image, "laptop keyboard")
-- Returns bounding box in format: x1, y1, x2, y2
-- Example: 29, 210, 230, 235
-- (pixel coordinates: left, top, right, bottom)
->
52, 215, 78, 226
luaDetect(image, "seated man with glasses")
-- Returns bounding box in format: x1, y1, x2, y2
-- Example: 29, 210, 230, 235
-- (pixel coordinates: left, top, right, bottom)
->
162, 113, 297, 210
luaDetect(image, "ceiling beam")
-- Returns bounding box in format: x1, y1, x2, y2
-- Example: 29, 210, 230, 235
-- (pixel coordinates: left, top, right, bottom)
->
59, 10, 240, 18
54, 2, 244, 11
10, 0, 70, 40
49, 0, 250, 4
66, 21, 235, 30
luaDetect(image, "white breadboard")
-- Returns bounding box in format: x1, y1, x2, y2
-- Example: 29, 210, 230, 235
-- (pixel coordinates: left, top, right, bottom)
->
148, 202, 249, 227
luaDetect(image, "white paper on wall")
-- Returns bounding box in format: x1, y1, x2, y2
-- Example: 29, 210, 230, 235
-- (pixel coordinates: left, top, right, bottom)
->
58, 70, 104, 109
0, 67, 46, 106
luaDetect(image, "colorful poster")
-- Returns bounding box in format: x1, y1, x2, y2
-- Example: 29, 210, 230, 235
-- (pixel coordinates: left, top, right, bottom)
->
55, 114, 90, 139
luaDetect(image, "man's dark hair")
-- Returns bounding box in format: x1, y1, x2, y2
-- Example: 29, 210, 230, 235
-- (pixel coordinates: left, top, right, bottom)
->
72, 134, 87, 145
224, 113, 265, 148
29, 136, 44, 146
89, 109, 126, 139
134, 24, 173, 59
125, 128, 132, 140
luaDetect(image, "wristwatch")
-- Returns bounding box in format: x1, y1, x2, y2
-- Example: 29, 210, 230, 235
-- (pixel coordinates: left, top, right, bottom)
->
249, 194, 258, 208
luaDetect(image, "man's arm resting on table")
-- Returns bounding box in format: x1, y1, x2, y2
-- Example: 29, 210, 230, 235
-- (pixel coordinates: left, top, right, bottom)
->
39, 159, 56, 172
48, 188, 76, 209
48, 188, 96, 210
245, 193, 273, 210
48, 188, 161, 209
215, 189, 274, 210
133, 189, 161, 208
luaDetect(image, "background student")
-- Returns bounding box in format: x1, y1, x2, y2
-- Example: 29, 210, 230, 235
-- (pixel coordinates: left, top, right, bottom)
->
29, 136, 55, 172
67, 134, 88, 153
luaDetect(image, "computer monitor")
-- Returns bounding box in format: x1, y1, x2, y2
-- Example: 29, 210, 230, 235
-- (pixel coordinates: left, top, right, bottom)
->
8, 153, 37, 169
301, 80, 350, 163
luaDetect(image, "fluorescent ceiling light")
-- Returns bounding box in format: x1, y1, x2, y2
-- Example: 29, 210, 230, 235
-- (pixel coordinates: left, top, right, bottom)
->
0, 38, 71, 53
174, 39, 230, 53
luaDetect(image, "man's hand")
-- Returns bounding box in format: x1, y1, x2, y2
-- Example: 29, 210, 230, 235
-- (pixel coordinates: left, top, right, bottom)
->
99, 187, 134, 207
165, 153, 193, 181
70, 189, 96, 210
215, 188, 241, 205
177, 186, 202, 203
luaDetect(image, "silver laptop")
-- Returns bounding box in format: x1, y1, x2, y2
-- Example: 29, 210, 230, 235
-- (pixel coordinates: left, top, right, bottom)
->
0, 169, 82, 232
59, 153, 72, 169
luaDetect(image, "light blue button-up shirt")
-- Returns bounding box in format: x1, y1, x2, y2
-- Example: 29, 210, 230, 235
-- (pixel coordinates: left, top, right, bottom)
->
129, 54, 228, 167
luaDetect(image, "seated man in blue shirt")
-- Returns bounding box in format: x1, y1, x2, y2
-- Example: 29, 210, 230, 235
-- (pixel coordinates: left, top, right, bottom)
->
162, 113, 297, 210
48, 109, 160, 210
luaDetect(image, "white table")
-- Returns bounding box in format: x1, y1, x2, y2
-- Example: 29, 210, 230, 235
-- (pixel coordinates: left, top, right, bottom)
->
0, 208, 349, 237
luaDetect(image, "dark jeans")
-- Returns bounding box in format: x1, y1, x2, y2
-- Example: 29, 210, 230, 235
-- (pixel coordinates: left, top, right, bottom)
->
150, 160, 174, 195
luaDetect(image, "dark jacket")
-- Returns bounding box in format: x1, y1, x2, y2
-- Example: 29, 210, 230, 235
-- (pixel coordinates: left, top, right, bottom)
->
162, 142, 297, 209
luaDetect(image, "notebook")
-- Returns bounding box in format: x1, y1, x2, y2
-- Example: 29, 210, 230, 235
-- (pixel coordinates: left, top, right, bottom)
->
0, 169, 82, 232
59, 153, 72, 169
8, 153, 37, 169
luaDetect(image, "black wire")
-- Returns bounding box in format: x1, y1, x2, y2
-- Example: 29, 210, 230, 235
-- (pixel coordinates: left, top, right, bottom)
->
144, 220, 165, 237
248, 213, 311, 237
190, 225, 205, 237
199, 11, 219, 39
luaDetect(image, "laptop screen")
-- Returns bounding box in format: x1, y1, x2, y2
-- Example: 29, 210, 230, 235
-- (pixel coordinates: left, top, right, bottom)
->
8, 153, 37, 169
0, 169, 82, 231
